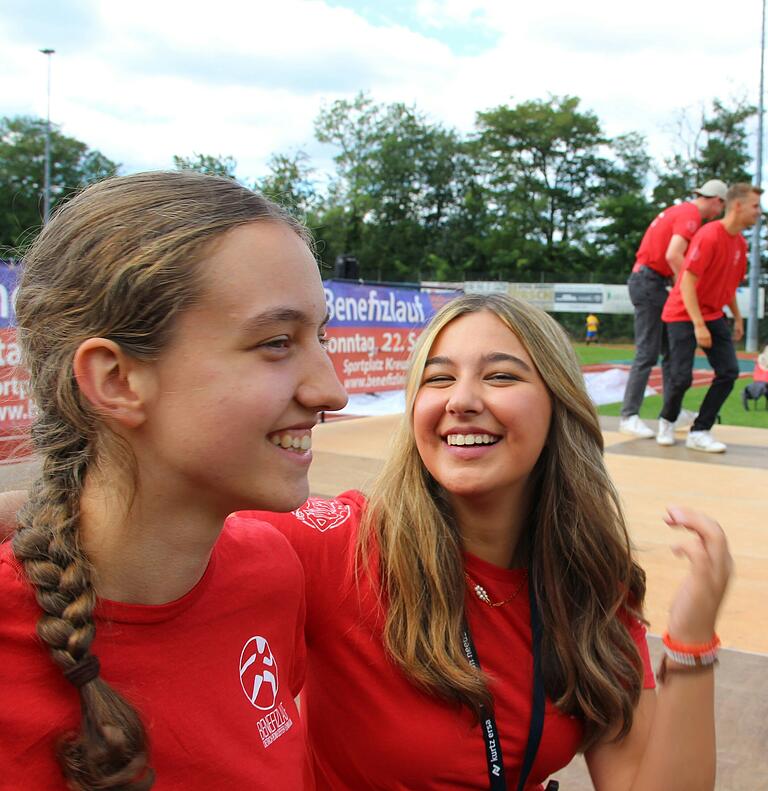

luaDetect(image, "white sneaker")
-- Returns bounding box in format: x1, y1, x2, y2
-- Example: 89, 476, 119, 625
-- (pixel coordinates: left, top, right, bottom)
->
674, 408, 698, 433
656, 418, 676, 446
686, 431, 726, 453
619, 415, 655, 439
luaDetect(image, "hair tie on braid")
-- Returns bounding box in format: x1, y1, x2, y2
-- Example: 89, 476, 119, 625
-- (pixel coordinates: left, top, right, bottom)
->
63, 654, 100, 688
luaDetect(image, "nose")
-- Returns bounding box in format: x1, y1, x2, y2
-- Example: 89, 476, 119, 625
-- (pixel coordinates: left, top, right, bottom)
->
296, 342, 348, 413
445, 377, 482, 415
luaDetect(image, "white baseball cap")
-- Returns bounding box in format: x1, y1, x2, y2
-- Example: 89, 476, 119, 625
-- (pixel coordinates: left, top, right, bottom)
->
694, 179, 728, 200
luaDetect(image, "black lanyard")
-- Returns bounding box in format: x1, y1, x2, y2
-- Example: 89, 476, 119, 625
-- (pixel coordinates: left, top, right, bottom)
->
461, 579, 558, 791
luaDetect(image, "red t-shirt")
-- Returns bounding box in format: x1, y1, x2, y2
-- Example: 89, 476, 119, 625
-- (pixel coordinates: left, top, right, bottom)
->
0, 522, 310, 790
232, 491, 654, 791
662, 221, 748, 323
633, 202, 702, 277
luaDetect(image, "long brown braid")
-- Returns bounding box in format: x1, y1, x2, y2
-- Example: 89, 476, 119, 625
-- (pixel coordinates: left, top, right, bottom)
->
11, 171, 307, 788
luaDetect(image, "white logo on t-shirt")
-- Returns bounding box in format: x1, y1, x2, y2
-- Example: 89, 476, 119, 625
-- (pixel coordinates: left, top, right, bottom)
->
239, 635, 295, 749
239, 635, 279, 710
292, 498, 351, 532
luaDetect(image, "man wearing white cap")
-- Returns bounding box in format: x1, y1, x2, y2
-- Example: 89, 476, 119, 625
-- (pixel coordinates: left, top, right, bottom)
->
657, 182, 762, 452
619, 179, 728, 439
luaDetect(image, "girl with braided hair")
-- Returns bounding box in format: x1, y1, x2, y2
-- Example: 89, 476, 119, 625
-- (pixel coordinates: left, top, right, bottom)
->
0, 170, 346, 788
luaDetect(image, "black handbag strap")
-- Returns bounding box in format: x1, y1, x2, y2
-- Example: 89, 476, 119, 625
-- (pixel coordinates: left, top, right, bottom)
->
461, 578, 552, 791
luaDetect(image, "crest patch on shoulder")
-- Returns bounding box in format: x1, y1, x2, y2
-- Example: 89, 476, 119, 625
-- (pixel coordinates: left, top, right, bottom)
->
292, 498, 352, 532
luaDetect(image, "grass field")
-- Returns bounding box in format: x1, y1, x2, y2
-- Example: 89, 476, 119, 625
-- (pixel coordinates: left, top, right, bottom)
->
572, 343, 768, 429
574, 343, 637, 366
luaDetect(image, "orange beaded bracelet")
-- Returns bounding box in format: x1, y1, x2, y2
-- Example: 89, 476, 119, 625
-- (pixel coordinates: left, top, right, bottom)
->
657, 631, 721, 683
661, 631, 721, 655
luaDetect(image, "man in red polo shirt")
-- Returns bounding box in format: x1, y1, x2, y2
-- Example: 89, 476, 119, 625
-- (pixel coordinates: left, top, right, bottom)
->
619, 180, 727, 439
656, 183, 762, 452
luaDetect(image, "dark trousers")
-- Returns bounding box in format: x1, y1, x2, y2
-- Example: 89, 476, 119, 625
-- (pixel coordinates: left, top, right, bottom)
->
660, 317, 739, 431
620, 268, 671, 417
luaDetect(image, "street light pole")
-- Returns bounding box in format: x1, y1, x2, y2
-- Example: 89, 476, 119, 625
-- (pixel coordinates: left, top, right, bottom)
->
40, 48, 55, 225
748, 2, 765, 353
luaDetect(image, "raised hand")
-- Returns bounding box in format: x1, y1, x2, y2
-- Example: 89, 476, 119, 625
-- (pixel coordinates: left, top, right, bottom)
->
663, 507, 732, 644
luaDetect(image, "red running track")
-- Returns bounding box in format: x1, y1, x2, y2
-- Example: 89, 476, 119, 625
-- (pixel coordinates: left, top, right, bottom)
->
581, 363, 750, 390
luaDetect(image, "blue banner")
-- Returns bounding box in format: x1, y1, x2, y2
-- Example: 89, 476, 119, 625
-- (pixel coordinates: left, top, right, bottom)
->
0, 261, 20, 329
322, 280, 461, 393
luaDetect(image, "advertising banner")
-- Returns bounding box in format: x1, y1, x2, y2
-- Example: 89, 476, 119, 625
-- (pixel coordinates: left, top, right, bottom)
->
600, 284, 634, 315
553, 283, 604, 309
324, 280, 461, 394
0, 262, 33, 462
505, 283, 555, 311
730, 286, 766, 319
467, 281, 765, 318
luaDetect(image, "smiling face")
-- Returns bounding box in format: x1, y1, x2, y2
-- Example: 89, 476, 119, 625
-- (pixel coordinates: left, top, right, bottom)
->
412, 310, 552, 510
135, 221, 347, 517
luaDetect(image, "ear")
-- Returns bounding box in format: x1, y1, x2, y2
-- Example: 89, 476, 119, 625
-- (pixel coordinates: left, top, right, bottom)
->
73, 339, 155, 429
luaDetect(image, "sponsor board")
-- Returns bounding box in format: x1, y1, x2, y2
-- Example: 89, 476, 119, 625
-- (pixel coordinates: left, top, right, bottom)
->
467, 280, 765, 318
729, 286, 766, 320
324, 280, 461, 394
0, 263, 32, 462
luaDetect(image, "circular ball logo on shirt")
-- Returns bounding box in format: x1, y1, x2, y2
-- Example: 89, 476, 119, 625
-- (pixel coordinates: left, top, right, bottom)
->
292, 497, 351, 533
239, 636, 279, 710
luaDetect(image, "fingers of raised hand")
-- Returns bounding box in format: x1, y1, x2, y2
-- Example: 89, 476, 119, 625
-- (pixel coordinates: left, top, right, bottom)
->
665, 505, 733, 598
665, 507, 728, 559
670, 534, 709, 569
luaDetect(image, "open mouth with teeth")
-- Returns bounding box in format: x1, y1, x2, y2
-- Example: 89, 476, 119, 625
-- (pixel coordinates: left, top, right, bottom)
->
444, 434, 501, 447
269, 432, 312, 452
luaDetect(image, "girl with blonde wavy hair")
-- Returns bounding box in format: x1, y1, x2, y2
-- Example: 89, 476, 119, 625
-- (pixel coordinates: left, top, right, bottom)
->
238, 292, 731, 790
0, 170, 346, 788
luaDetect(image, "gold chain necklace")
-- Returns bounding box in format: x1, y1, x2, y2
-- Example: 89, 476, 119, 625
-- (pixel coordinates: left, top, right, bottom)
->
464, 570, 528, 608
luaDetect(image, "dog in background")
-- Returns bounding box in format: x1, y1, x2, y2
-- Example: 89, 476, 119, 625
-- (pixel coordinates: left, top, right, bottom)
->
742, 381, 768, 410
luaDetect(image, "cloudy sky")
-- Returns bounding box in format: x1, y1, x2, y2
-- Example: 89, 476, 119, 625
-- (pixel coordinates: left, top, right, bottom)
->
0, 0, 764, 186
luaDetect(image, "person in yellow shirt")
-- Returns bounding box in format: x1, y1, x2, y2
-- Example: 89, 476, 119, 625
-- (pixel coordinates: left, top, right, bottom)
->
585, 313, 599, 344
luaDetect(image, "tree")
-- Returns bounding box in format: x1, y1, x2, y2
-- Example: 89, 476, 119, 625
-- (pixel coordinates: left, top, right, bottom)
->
172, 152, 238, 180
654, 97, 756, 207
256, 151, 317, 220
313, 93, 475, 280
359, 104, 475, 281
591, 132, 656, 281
0, 115, 119, 251
696, 98, 755, 183
314, 92, 380, 260
474, 96, 612, 280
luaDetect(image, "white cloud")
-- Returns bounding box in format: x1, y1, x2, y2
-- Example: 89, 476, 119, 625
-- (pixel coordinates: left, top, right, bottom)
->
0, 0, 763, 183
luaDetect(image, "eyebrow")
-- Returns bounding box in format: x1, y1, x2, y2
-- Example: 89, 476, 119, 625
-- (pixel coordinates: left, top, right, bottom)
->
424, 352, 533, 372
241, 308, 330, 333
